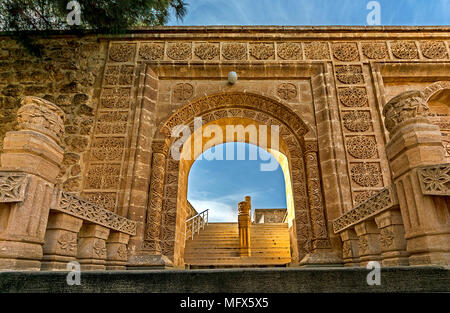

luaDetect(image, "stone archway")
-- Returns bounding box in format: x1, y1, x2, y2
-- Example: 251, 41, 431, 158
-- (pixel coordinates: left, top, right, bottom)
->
141, 92, 332, 266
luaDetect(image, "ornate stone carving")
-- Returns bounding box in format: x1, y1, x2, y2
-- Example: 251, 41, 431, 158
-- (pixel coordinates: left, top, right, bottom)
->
338, 87, 368, 107
342, 111, 371, 132
117, 245, 128, 259
304, 42, 330, 59
90, 137, 125, 162
362, 42, 389, 59
422, 81, 450, 102
332, 43, 360, 61
109, 43, 135, 62
346, 136, 377, 159
391, 41, 418, 59
249, 43, 274, 60
358, 236, 369, 254
93, 240, 107, 258
17, 96, 66, 143
333, 186, 397, 233
166, 42, 192, 60
138, 43, 164, 60
382, 90, 429, 133
173, 83, 194, 101
222, 43, 247, 60
82, 192, 117, 210
277, 42, 302, 60
100, 88, 131, 109
57, 233, 77, 252
350, 163, 381, 187
420, 41, 448, 59
417, 163, 450, 196
95, 111, 128, 135
380, 228, 395, 249
52, 190, 137, 235
277, 83, 297, 100
0, 172, 29, 202
335, 65, 363, 84
194, 43, 219, 60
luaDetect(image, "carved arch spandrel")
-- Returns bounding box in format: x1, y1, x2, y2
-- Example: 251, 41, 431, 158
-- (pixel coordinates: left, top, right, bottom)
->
143, 91, 329, 265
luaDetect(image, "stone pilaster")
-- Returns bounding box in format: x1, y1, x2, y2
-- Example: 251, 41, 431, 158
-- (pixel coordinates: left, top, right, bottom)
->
106, 231, 130, 270
238, 196, 252, 257
375, 210, 409, 266
354, 220, 381, 266
0, 96, 65, 270
77, 224, 110, 270
340, 229, 360, 267
41, 212, 83, 270
383, 90, 450, 266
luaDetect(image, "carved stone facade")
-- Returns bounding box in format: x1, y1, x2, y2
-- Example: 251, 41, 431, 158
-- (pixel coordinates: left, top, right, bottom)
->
0, 26, 449, 269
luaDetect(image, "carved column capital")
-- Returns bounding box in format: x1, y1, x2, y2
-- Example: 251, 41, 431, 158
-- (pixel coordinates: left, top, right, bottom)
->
151, 139, 169, 156
382, 90, 430, 136
304, 140, 319, 153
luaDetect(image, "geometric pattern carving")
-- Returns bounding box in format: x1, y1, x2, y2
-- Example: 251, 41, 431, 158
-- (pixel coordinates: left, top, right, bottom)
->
335, 65, 364, 84
52, 189, 137, 235
173, 83, 194, 101
250, 43, 274, 60
304, 42, 330, 60
342, 111, 371, 132
166, 42, 192, 60
139, 43, 164, 61
362, 42, 389, 59
338, 87, 368, 107
333, 186, 398, 233
222, 43, 247, 60
0, 172, 29, 202
332, 42, 360, 61
391, 41, 418, 60
350, 162, 382, 187
417, 163, 450, 196
277, 83, 297, 101
346, 136, 377, 159
109, 43, 136, 62
420, 41, 448, 59
194, 43, 219, 60
277, 42, 302, 60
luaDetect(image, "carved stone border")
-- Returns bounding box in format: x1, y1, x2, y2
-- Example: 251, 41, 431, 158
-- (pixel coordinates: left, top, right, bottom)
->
0, 172, 29, 203
333, 185, 398, 233
51, 189, 137, 235
417, 163, 450, 196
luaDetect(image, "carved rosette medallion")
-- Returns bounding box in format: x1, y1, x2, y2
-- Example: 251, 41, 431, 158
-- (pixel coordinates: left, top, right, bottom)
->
362, 42, 389, 59
250, 43, 274, 60
350, 163, 381, 187
277, 83, 297, 101
346, 136, 377, 159
109, 44, 136, 62
338, 87, 368, 107
391, 41, 419, 59
335, 65, 364, 84
194, 43, 219, 60
332, 43, 360, 61
277, 42, 302, 60
139, 43, 164, 60
420, 41, 448, 59
304, 42, 330, 59
173, 83, 194, 101
222, 43, 247, 60
342, 111, 371, 132
166, 42, 192, 60
380, 228, 395, 249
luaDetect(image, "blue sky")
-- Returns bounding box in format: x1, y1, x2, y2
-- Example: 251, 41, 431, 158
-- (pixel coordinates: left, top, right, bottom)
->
169, 0, 449, 26
188, 143, 286, 222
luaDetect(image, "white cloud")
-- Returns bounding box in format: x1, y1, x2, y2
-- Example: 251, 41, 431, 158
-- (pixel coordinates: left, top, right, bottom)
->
189, 199, 237, 222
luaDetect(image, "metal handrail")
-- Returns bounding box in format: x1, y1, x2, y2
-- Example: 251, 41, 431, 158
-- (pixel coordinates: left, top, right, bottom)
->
185, 209, 209, 241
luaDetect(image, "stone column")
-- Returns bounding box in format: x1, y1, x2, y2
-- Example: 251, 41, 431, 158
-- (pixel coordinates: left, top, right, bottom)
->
77, 224, 110, 270
340, 228, 360, 267
41, 212, 83, 270
299, 142, 343, 266
0, 96, 65, 270
375, 210, 409, 266
354, 220, 381, 266
106, 231, 130, 270
238, 196, 251, 257
383, 90, 450, 266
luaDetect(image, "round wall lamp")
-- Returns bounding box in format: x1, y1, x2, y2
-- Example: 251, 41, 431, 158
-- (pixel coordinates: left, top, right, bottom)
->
227, 71, 238, 84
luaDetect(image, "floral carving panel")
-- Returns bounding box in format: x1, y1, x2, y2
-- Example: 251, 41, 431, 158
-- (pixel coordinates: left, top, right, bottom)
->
0, 172, 29, 203
417, 163, 450, 196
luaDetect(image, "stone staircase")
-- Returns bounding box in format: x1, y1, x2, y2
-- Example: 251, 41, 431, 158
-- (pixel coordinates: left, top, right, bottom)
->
184, 222, 291, 268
